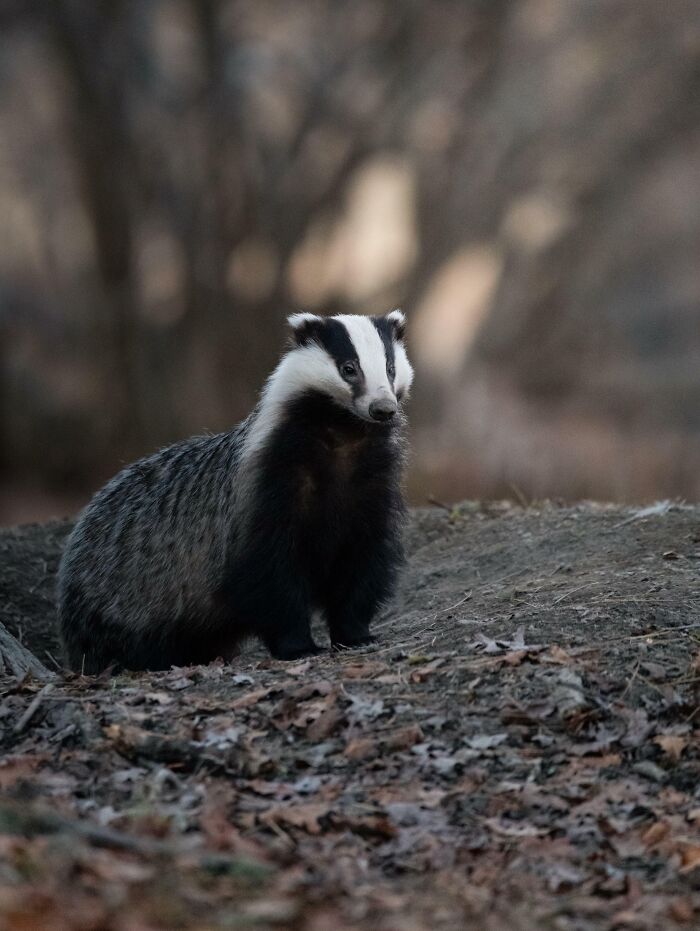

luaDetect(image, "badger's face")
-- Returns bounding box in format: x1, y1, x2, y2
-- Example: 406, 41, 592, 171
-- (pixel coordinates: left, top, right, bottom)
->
287, 310, 413, 423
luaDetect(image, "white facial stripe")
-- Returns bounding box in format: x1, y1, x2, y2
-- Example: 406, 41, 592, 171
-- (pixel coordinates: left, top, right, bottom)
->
394, 341, 414, 397
242, 344, 348, 462
333, 315, 393, 405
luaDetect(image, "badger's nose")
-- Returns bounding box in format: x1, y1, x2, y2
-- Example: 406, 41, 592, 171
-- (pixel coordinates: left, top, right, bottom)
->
368, 398, 398, 422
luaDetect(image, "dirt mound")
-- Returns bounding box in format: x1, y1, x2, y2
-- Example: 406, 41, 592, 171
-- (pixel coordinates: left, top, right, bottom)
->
0, 503, 699, 929
0, 520, 71, 665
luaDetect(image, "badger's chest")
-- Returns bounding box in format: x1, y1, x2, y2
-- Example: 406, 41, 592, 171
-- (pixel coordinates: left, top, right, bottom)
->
293, 428, 390, 553
297, 430, 368, 506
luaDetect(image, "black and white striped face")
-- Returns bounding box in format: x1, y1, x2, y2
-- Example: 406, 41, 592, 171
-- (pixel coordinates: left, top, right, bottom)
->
286, 310, 413, 423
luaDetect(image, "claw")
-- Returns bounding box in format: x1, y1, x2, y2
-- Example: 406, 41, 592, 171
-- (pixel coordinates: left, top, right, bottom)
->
331, 634, 377, 651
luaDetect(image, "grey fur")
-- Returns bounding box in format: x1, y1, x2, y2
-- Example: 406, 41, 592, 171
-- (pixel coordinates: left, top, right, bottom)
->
57, 422, 252, 672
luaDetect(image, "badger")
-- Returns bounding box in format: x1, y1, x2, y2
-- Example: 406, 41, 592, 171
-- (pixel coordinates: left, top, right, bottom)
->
57, 310, 413, 673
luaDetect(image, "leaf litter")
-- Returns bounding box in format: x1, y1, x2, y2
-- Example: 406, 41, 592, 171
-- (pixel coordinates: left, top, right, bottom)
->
1, 502, 700, 929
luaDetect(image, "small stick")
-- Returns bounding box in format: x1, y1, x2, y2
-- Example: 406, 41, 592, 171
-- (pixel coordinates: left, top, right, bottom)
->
626, 624, 700, 640
0, 798, 183, 856
13, 682, 55, 734
44, 650, 62, 671
551, 584, 592, 606
509, 483, 529, 508
374, 590, 472, 632
427, 496, 453, 512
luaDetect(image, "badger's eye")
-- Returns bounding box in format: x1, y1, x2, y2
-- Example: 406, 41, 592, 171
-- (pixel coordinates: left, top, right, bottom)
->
387, 361, 396, 379
341, 361, 358, 379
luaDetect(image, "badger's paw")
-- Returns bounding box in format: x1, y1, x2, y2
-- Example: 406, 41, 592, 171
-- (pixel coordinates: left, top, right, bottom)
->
331, 634, 378, 651
269, 642, 324, 661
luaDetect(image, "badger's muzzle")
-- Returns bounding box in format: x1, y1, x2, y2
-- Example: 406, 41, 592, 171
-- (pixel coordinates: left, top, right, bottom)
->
368, 397, 398, 422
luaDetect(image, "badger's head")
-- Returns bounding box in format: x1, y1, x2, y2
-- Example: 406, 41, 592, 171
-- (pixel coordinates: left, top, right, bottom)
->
286, 310, 413, 424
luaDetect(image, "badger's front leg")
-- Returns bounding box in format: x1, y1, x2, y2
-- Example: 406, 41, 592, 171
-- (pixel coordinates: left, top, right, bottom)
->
221, 538, 321, 660
324, 542, 400, 649
251, 572, 321, 660
263, 611, 322, 661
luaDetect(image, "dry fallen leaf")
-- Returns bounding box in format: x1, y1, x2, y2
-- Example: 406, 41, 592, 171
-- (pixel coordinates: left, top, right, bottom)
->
409, 657, 446, 682
344, 737, 378, 761
547, 645, 573, 664
545, 861, 586, 892
341, 661, 388, 679
0, 754, 45, 790
231, 686, 279, 710
669, 898, 696, 924
609, 908, 642, 927
470, 627, 545, 657
569, 724, 622, 756
618, 707, 653, 748
465, 733, 508, 751
678, 843, 700, 874
167, 675, 193, 690
653, 734, 688, 761
306, 697, 345, 741
642, 820, 670, 847
610, 832, 646, 858
346, 693, 385, 723
286, 660, 311, 677
384, 724, 424, 752
329, 810, 396, 840
199, 786, 238, 851
144, 691, 174, 705
260, 802, 331, 835
241, 899, 299, 923
640, 660, 667, 680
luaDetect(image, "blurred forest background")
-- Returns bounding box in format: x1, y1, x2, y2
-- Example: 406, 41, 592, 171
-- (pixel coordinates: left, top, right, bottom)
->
0, 0, 699, 525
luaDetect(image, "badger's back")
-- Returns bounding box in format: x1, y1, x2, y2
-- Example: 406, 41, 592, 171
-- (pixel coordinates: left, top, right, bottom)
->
58, 427, 246, 672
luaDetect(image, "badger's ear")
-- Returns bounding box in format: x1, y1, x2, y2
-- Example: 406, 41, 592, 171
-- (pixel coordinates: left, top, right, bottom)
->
287, 312, 324, 347
386, 308, 406, 341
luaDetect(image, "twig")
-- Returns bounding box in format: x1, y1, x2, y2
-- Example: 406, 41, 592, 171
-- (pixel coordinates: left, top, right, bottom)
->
13, 682, 55, 734
0, 799, 169, 854
551, 584, 593, 606
595, 624, 700, 645
432, 590, 473, 618
509, 483, 529, 508
634, 671, 671, 697
426, 496, 453, 512
265, 818, 296, 851
626, 624, 700, 640
44, 649, 62, 671
610, 500, 674, 530
374, 591, 472, 632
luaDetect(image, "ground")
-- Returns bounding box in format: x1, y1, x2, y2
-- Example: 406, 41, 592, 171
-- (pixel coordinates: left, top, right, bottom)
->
0, 502, 699, 930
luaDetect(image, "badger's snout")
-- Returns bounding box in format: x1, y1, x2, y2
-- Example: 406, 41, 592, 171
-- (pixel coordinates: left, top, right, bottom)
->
368, 397, 398, 421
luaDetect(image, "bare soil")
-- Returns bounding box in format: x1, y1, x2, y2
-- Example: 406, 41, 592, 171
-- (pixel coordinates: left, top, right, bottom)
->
0, 502, 699, 930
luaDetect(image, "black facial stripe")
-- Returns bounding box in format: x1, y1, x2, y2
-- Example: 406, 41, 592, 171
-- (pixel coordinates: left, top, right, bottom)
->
315, 319, 358, 364
371, 316, 396, 383
316, 319, 365, 399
